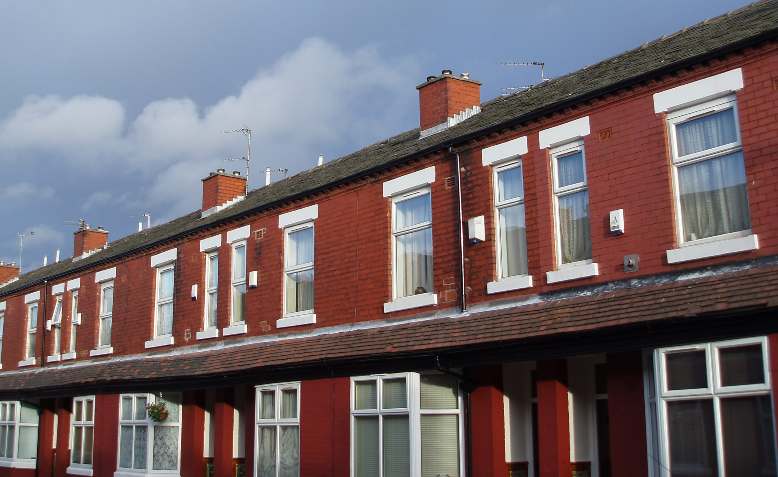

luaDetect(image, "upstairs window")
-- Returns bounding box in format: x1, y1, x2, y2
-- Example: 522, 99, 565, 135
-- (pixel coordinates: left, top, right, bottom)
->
98, 282, 114, 348
204, 251, 219, 331
0, 308, 4, 366
68, 290, 79, 354
494, 161, 528, 278
284, 224, 314, 316
0, 401, 39, 463
154, 265, 175, 338
392, 189, 433, 298
50, 294, 63, 356
25, 302, 38, 360
231, 242, 247, 324
668, 96, 751, 243
551, 141, 591, 266
70, 396, 95, 469
255, 383, 300, 477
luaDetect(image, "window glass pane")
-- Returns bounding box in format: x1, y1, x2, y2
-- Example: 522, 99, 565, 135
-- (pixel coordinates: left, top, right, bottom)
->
285, 270, 314, 314
159, 393, 180, 423
19, 403, 37, 424
135, 397, 147, 420
121, 397, 133, 421
85, 399, 94, 421
207, 291, 218, 328
157, 303, 173, 336
119, 426, 133, 468
133, 426, 148, 469
75, 401, 83, 422
395, 228, 433, 297
497, 165, 524, 202
383, 415, 410, 477
101, 286, 113, 315
207, 254, 219, 289
0, 427, 6, 458
666, 350, 708, 391
719, 344, 765, 387
498, 203, 528, 277
279, 426, 300, 477
287, 228, 314, 267
557, 190, 591, 264
17, 427, 37, 459
72, 426, 82, 464
100, 316, 112, 347
233, 245, 246, 281
83, 427, 93, 465
678, 151, 750, 242
152, 426, 179, 470
4, 426, 13, 459
421, 415, 460, 477
721, 395, 776, 477
354, 416, 379, 477
8, 404, 14, 420
395, 193, 431, 230
232, 283, 246, 323
421, 375, 459, 410
52, 299, 62, 322
29, 304, 38, 328
158, 269, 174, 300
556, 150, 585, 188
382, 378, 407, 409
355, 381, 377, 410
26, 332, 36, 359
676, 107, 737, 157
257, 426, 276, 477
667, 400, 717, 477
260, 391, 275, 420
281, 389, 298, 419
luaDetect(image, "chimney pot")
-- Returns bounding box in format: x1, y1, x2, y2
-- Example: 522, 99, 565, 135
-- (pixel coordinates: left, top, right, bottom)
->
441, 69, 453, 76
232, 170, 241, 176
217, 168, 226, 174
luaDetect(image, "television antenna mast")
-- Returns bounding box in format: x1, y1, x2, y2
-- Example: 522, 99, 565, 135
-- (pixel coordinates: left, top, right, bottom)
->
499, 61, 551, 95
224, 127, 252, 193
17, 230, 35, 272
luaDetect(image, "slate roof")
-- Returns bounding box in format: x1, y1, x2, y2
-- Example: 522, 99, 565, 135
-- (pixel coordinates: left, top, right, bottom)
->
2, 255, 778, 396
2, 0, 778, 298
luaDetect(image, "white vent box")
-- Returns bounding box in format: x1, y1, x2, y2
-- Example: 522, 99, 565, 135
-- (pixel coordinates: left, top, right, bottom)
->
468, 215, 486, 243
609, 209, 625, 234
249, 271, 259, 288
191, 284, 198, 299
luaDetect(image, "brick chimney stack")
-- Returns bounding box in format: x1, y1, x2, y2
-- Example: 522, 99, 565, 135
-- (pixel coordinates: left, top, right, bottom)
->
417, 69, 481, 132
74, 223, 109, 257
0, 262, 20, 283
202, 169, 247, 212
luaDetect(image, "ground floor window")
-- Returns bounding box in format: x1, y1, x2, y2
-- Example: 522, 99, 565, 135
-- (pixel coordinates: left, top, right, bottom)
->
255, 382, 300, 477
351, 372, 463, 477
653, 337, 777, 477
118, 393, 181, 475
0, 401, 38, 464
70, 396, 95, 470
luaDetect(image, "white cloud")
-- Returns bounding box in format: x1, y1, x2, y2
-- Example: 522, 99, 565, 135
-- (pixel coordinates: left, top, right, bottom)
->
0, 182, 55, 201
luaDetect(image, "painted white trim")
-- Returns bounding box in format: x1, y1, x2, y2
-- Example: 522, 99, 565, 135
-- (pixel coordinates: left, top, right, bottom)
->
0, 302, 5, 312
667, 234, 758, 264
199, 234, 222, 252
653, 68, 743, 113
201, 194, 246, 218
61, 351, 76, 361
66, 465, 94, 476
196, 328, 220, 341
482, 136, 528, 166
546, 263, 599, 284
24, 291, 39, 304
539, 116, 591, 149
278, 204, 319, 229
223, 322, 247, 336
419, 105, 482, 139
0, 459, 36, 469
47, 354, 61, 363
89, 347, 113, 357
144, 336, 174, 349
226, 225, 251, 243
382, 166, 436, 197
487, 275, 533, 294
94, 267, 116, 283
67, 278, 81, 291
113, 472, 179, 477
150, 248, 177, 267
17, 357, 36, 367
276, 313, 316, 329
383, 292, 438, 313
51, 283, 65, 295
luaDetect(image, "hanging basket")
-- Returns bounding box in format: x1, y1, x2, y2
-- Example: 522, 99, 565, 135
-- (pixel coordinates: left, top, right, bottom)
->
146, 401, 169, 423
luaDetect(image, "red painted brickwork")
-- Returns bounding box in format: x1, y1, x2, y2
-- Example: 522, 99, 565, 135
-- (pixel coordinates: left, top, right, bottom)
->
91, 394, 118, 477
73, 228, 108, 257
202, 172, 247, 211
536, 359, 571, 477
54, 398, 71, 477
300, 378, 350, 477
181, 391, 206, 477
36, 399, 56, 477
213, 388, 235, 477
418, 74, 481, 130
606, 351, 648, 477
468, 365, 509, 477
0, 264, 19, 284
0, 468, 34, 477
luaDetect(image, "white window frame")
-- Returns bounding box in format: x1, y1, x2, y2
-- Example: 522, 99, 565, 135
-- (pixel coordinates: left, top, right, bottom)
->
390, 188, 435, 302
492, 159, 530, 283
153, 264, 175, 339
283, 222, 315, 318
550, 139, 591, 269
0, 401, 38, 468
203, 250, 219, 332
254, 382, 301, 477
653, 336, 776, 477
67, 290, 79, 357
230, 241, 247, 325
68, 396, 95, 474
25, 302, 38, 361
116, 393, 182, 477
349, 372, 465, 477
667, 95, 751, 247
47, 294, 64, 361
98, 281, 114, 348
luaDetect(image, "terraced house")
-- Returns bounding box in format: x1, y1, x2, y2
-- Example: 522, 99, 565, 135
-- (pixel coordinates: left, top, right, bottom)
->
1, 2, 778, 476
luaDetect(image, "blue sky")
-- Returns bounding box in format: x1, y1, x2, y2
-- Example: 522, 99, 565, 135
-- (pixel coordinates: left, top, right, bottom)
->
0, 0, 748, 272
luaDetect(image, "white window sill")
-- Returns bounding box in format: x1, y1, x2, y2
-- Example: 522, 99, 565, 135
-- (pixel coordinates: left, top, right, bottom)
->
17, 358, 36, 367
61, 351, 77, 361
0, 458, 36, 469
144, 336, 174, 349
546, 262, 599, 284
67, 465, 94, 476
384, 293, 438, 313
277, 313, 316, 329
487, 275, 533, 294
667, 234, 758, 264
222, 322, 247, 336
114, 472, 180, 477
89, 346, 114, 357
47, 354, 61, 363
196, 328, 220, 340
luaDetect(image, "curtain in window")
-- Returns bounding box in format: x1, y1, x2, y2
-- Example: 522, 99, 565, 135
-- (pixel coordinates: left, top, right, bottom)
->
667, 400, 718, 477
73, 427, 83, 463
100, 317, 112, 347
207, 254, 219, 289
382, 379, 407, 409
281, 390, 297, 419
101, 286, 113, 315
157, 303, 173, 336
354, 417, 379, 477
82, 427, 94, 465
420, 375, 459, 410
288, 228, 314, 266
17, 427, 37, 459
258, 427, 276, 477
279, 426, 299, 477
261, 391, 275, 420
396, 194, 431, 230
498, 204, 528, 277
558, 190, 591, 263
152, 426, 178, 470
207, 292, 218, 328
678, 151, 750, 242
676, 108, 737, 157
355, 381, 377, 410
133, 426, 148, 470
420, 415, 460, 477
556, 151, 585, 188
0, 427, 7, 458
232, 283, 246, 323
119, 426, 133, 468
396, 228, 433, 297
285, 271, 313, 314
383, 416, 410, 477
4, 427, 13, 459
233, 246, 246, 281
497, 166, 523, 201
720, 395, 776, 477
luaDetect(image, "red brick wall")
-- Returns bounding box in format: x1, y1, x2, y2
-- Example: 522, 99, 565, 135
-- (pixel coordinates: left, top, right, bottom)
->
300, 378, 351, 477
92, 394, 118, 477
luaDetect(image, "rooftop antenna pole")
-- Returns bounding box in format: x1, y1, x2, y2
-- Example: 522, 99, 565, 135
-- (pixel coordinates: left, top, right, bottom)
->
17, 230, 35, 273
224, 127, 252, 194
499, 60, 551, 95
